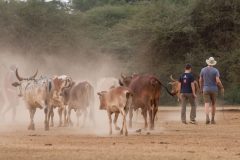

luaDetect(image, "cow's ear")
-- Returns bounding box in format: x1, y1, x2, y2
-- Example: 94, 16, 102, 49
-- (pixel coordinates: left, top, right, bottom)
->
12, 82, 20, 87
97, 92, 101, 96
119, 79, 123, 86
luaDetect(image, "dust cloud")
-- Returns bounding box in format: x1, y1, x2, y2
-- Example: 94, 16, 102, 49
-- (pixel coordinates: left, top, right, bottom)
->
0, 50, 128, 135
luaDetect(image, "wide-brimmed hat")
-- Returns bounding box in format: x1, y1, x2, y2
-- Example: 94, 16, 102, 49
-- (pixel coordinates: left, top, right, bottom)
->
206, 57, 217, 66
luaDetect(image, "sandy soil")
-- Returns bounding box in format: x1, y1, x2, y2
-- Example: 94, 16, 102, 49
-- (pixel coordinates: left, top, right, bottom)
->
0, 106, 240, 160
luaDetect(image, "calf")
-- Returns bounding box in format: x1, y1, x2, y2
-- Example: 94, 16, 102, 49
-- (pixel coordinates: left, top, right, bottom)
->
63, 81, 95, 127
97, 86, 132, 136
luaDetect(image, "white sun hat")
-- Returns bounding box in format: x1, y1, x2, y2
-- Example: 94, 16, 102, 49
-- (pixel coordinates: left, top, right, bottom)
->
206, 57, 217, 66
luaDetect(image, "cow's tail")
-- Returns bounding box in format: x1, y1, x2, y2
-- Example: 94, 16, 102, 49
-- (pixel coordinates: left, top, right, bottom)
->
161, 83, 175, 96
125, 91, 133, 114
151, 78, 174, 97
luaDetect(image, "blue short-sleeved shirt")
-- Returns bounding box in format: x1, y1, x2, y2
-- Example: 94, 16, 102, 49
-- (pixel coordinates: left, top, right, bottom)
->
200, 67, 220, 92
178, 73, 195, 93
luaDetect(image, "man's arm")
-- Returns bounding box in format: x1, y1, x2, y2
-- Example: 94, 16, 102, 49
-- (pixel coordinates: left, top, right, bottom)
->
199, 76, 203, 93
216, 77, 224, 96
191, 82, 197, 97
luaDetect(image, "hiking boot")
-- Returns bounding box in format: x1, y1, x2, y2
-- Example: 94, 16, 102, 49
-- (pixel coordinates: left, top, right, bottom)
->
190, 120, 196, 124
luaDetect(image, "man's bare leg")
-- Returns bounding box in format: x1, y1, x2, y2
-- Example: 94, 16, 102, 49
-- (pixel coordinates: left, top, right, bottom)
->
205, 103, 210, 124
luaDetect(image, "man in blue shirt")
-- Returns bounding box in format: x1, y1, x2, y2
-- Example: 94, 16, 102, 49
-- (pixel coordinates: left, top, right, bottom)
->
178, 64, 197, 124
199, 57, 224, 124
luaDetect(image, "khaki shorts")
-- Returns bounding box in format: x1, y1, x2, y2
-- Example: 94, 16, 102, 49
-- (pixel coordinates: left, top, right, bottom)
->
203, 91, 217, 105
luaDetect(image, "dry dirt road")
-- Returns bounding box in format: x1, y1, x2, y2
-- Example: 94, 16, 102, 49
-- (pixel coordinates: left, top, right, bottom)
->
0, 107, 240, 160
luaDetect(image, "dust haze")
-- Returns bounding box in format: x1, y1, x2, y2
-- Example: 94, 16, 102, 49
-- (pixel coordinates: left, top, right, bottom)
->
0, 50, 130, 134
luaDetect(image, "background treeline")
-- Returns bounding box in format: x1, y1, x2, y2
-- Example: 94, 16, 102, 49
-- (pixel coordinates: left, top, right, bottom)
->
0, 0, 239, 105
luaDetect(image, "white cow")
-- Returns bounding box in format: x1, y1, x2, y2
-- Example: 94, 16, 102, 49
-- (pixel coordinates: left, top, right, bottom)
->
12, 69, 70, 130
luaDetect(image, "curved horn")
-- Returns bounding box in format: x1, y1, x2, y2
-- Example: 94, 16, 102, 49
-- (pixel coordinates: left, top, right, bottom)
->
170, 75, 177, 81
29, 70, 38, 80
15, 69, 24, 81
121, 73, 126, 79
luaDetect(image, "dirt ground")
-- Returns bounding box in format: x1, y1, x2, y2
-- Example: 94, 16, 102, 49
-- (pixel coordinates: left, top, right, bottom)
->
0, 106, 240, 160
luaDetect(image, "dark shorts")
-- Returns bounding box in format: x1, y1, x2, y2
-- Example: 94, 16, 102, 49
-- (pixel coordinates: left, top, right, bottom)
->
203, 91, 217, 104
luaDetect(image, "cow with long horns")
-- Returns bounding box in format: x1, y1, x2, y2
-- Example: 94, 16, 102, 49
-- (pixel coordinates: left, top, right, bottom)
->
119, 73, 173, 130
12, 69, 71, 130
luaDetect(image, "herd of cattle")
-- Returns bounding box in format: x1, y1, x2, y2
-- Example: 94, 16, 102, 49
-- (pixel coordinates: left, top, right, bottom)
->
10, 69, 187, 136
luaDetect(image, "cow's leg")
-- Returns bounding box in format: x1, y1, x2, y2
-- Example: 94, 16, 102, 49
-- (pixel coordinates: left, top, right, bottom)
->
63, 105, 67, 126
46, 106, 53, 130
76, 109, 81, 127
50, 107, 54, 127
120, 109, 128, 136
44, 107, 49, 131
148, 108, 154, 130
67, 107, 73, 127
129, 107, 133, 128
151, 100, 159, 129
113, 112, 120, 130
108, 111, 113, 135
82, 109, 88, 128
142, 109, 148, 129
151, 106, 158, 130
58, 107, 63, 127
28, 107, 36, 130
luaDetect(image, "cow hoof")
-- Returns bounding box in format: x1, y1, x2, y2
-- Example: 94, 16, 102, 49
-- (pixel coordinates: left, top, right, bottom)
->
58, 122, 63, 127
115, 126, 120, 130
50, 123, 54, 127
109, 131, 112, 135
45, 125, 49, 131
80, 125, 85, 128
125, 131, 128, 136
120, 130, 123, 135
28, 124, 35, 130
150, 127, 154, 131
150, 126, 154, 130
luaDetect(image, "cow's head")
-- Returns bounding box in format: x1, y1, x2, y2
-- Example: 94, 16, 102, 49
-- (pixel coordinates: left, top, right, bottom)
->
97, 91, 108, 110
52, 75, 73, 98
12, 69, 38, 97
168, 75, 179, 97
119, 73, 137, 87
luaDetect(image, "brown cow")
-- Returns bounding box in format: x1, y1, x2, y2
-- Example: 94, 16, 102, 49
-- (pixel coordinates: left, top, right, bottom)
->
97, 86, 132, 136
119, 74, 173, 130
168, 75, 200, 102
63, 81, 95, 127
47, 75, 72, 128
